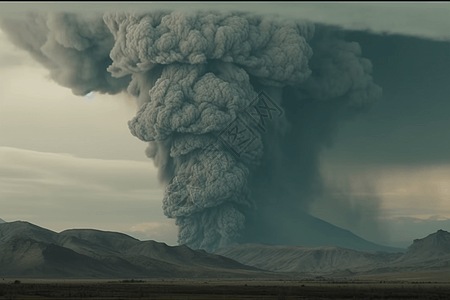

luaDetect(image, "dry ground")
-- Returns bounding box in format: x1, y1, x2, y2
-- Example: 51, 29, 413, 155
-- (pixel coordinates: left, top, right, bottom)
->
1, 276, 450, 299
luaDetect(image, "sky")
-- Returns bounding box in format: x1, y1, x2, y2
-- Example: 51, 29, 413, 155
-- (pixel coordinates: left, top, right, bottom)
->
0, 2, 449, 248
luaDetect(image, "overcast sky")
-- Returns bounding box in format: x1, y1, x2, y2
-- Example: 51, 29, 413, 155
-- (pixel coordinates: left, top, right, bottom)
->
0, 2, 449, 248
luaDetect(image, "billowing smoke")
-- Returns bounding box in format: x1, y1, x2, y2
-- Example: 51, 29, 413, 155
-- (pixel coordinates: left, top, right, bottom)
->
1, 11, 382, 252
0, 12, 130, 95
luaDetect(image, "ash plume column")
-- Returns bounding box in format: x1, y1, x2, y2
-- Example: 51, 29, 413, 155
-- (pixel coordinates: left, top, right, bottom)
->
0, 11, 382, 252
104, 12, 315, 251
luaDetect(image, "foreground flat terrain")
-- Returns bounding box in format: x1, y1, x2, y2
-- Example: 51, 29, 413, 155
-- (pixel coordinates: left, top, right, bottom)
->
1, 278, 450, 300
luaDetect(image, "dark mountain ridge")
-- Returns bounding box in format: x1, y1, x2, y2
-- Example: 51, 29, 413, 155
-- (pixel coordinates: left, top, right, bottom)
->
2, 221, 447, 279
0, 221, 267, 279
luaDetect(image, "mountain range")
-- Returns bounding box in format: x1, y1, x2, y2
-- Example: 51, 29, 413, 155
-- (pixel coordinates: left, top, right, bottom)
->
0, 220, 448, 279
215, 230, 450, 276
0, 221, 269, 279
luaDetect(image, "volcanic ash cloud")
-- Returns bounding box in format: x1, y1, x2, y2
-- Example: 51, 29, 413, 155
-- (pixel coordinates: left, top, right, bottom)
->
103, 12, 319, 252
0, 11, 382, 252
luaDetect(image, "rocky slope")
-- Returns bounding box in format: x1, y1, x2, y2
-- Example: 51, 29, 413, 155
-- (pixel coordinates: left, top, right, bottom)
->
384, 229, 450, 272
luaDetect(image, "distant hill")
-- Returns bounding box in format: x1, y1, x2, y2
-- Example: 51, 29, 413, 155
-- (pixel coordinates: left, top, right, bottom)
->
404, 229, 450, 260
390, 229, 450, 270
0, 221, 55, 244
215, 244, 402, 275
0, 221, 270, 279
0, 218, 5, 223
215, 230, 450, 276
